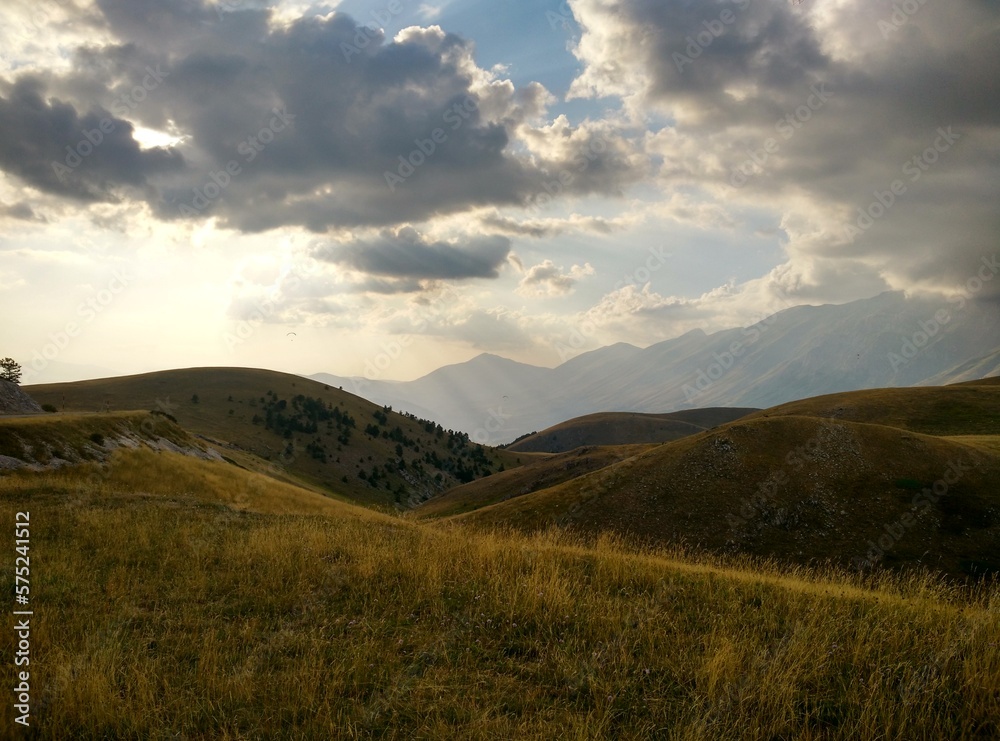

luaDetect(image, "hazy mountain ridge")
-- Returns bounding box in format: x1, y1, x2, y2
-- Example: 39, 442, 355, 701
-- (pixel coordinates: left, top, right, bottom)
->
313, 292, 1000, 441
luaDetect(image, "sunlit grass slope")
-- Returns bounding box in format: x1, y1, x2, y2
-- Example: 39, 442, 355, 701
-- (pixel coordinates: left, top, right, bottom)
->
416, 444, 653, 519
1, 451, 998, 739
745, 383, 1000, 436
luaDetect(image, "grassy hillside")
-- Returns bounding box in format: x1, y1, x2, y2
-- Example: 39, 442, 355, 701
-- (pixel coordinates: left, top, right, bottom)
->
416, 444, 654, 518
506, 408, 757, 453
1, 453, 997, 738
956, 375, 1000, 387
27, 368, 520, 508
744, 384, 1000, 436
449, 415, 1000, 580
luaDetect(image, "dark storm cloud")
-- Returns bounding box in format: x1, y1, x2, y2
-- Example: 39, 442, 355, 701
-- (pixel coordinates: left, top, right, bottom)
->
0, 0, 642, 235
641, 0, 827, 114
316, 228, 511, 281
0, 77, 183, 202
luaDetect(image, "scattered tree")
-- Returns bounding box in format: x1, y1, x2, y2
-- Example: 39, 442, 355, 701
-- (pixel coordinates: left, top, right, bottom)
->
0, 358, 22, 384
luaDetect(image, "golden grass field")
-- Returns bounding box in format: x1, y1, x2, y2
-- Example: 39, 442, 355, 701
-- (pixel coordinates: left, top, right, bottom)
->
1, 447, 998, 739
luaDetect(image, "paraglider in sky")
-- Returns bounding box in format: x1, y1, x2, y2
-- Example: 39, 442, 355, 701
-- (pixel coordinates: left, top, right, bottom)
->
287, 332, 297, 341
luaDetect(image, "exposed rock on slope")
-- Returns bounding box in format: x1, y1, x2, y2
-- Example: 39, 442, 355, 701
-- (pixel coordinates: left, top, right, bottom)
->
0, 379, 43, 415
0, 412, 223, 472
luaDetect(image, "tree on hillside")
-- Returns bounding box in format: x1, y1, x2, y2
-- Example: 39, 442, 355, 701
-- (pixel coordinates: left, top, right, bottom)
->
0, 358, 22, 384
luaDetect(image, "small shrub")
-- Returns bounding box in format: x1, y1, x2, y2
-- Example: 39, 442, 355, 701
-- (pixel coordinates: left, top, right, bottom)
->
41, 403, 58, 413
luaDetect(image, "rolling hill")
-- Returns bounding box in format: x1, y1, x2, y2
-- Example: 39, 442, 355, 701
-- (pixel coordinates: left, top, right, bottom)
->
3, 440, 997, 737
506, 408, 758, 453
744, 379, 1000, 436
26, 368, 520, 508
415, 444, 654, 518
420, 381, 1000, 580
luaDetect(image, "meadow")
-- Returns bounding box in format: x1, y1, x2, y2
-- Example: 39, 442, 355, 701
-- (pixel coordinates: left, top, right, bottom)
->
1, 448, 997, 739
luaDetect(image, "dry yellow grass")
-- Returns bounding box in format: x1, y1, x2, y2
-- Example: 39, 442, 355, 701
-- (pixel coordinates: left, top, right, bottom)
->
1, 450, 997, 739
946, 434, 1000, 455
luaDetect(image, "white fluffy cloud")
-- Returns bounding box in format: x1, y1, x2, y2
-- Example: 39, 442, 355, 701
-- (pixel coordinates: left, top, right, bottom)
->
517, 259, 595, 296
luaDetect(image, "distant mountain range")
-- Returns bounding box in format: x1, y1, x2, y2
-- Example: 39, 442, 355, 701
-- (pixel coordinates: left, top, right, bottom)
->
311, 291, 1000, 443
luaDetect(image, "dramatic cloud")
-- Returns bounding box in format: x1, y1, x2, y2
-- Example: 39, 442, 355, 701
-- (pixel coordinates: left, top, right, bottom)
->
0, 77, 183, 202
316, 227, 512, 283
0, 1, 643, 234
568, 0, 1000, 299
3, 0, 998, 381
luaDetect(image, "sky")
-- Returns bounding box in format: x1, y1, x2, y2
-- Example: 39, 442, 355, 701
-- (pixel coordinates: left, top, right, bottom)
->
1, 0, 998, 384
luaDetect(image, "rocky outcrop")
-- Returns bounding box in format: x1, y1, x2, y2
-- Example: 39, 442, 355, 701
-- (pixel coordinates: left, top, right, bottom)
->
0, 414, 225, 472
0, 380, 43, 415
